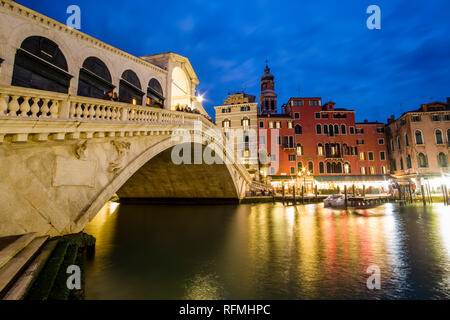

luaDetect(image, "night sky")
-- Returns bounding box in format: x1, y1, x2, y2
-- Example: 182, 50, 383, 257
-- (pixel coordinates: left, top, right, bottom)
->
16, 0, 450, 122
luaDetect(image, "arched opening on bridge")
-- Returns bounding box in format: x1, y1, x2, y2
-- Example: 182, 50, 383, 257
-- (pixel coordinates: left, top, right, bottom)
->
77, 57, 114, 99
119, 69, 144, 105
146, 78, 164, 108
171, 66, 190, 110
117, 143, 239, 201
12, 36, 72, 93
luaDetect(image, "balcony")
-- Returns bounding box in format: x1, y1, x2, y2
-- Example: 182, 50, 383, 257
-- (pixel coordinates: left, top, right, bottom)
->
282, 144, 295, 150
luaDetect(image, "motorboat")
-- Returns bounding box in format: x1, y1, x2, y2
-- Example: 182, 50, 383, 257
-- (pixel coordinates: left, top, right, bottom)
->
323, 194, 346, 208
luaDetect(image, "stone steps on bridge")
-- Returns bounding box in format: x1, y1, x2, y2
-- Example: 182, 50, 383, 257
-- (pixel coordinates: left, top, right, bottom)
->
0, 234, 49, 298
2, 239, 59, 300
0, 233, 36, 269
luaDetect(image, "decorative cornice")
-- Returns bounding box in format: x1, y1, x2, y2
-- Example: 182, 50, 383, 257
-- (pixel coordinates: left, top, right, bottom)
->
1, 0, 168, 75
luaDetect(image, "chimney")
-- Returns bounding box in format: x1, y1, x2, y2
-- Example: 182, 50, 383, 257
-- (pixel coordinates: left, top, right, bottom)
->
364, 119, 368, 123
387, 115, 395, 124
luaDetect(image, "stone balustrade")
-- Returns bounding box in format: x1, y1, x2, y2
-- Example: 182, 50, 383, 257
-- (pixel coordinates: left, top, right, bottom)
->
0, 85, 205, 127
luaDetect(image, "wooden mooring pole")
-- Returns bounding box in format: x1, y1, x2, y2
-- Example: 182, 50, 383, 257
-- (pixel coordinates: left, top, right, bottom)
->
344, 185, 348, 209
421, 185, 426, 206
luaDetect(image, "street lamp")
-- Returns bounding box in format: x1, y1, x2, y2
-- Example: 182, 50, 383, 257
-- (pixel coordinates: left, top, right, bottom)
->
298, 167, 311, 193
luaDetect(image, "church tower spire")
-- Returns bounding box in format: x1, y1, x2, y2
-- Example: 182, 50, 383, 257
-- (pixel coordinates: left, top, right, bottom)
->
260, 62, 277, 115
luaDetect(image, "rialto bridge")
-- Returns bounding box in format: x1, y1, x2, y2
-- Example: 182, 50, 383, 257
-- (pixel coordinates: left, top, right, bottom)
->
0, 1, 265, 237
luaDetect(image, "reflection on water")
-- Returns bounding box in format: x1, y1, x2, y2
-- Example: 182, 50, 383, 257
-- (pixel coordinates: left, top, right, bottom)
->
84, 202, 450, 300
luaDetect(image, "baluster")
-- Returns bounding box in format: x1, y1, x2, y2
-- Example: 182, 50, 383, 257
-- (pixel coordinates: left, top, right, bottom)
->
19, 96, 31, 117
30, 98, 40, 117
101, 105, 107, 119
0, 94, 8, 116
40, 99, 50, 118
106, 106, 112, 120
49, 99, 59, 118
111, 107, 117, 120
89, 104, 96, 119
83, 104, 90, 119
8, 96, 20, 116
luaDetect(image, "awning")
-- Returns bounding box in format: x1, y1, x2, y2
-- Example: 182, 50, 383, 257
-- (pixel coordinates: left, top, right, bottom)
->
314, 175, 392, 182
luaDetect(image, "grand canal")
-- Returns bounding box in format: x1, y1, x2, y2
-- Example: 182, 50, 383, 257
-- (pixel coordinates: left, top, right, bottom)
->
84, 202, 450, 300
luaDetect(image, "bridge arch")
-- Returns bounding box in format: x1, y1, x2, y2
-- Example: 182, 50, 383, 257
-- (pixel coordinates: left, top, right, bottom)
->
73, 134, 245, 233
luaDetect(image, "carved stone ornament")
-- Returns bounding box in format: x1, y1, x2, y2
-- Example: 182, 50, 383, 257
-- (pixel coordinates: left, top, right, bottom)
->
108, 140, 131, 173
74, 140, 88, 159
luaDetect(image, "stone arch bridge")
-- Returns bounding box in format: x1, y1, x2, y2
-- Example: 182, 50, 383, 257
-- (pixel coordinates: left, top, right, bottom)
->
0, 85, 265, 237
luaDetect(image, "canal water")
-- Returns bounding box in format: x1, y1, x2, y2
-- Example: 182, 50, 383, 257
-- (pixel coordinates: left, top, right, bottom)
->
84, 202, 450, 300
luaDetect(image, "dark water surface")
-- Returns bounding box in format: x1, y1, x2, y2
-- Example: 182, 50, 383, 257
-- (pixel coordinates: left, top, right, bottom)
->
84, 202, 450, 299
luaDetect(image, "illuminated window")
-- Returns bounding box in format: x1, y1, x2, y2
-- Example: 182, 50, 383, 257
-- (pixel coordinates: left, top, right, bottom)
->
296, 144, 303, 156
132, 98, 137, 105
223, 120, 231, 128
369, 167, 375, 175
381, 166, 387, 175
269, 122, 274, 129
360, 152, 366, 161
317, 144, 324, 156
276, 121, 281, 129
360, 167, 366, 175
344, 163, 351, 174
242, 118, 250, 128
288, 122, 293, 129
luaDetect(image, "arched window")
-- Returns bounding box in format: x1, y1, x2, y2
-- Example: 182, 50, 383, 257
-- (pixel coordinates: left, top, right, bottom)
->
336, 162, 342, 174
296, 144, 303, 156
405, 133, 409, 146
271, 100, 275, 110
78, 57, 114, 99
435, 129, 443, 145
438, 152, 449, 168
295, 125, 302, 134
222, 119, 231, 128
417, 153, 428, 168
447, 129, 450, 146
316, 124, 322, 134
341, 125, 346, 135
317, 143, 324, 156
326, 162, 332, 174
119, 70, 143, 105
415, 130, 424, 145
242, 117, 250, 128
298, 162, 303, 172
323, 125, 328, 135
329, 124, 334, 137
344, 163, 351, 174
397, 136, 401, 150
147, 78, 164, 108
12, 36, 71, 93
334, 124, 339, 135
319, 162, 325, 174
406, 154, 412, 169
308, 161, 314, 174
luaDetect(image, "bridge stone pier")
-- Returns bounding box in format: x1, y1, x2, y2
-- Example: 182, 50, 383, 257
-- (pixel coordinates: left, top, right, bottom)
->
0, 1, 264, 238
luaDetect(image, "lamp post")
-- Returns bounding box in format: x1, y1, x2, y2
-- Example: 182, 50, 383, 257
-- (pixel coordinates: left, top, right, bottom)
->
297, 167, 311, 200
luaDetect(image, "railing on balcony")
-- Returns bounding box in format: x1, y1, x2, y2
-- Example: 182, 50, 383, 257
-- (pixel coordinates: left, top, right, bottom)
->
0, 85, 213, 128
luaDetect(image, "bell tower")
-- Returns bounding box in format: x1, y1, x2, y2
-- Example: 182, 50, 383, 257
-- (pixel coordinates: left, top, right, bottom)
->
260, 62, 277, 115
